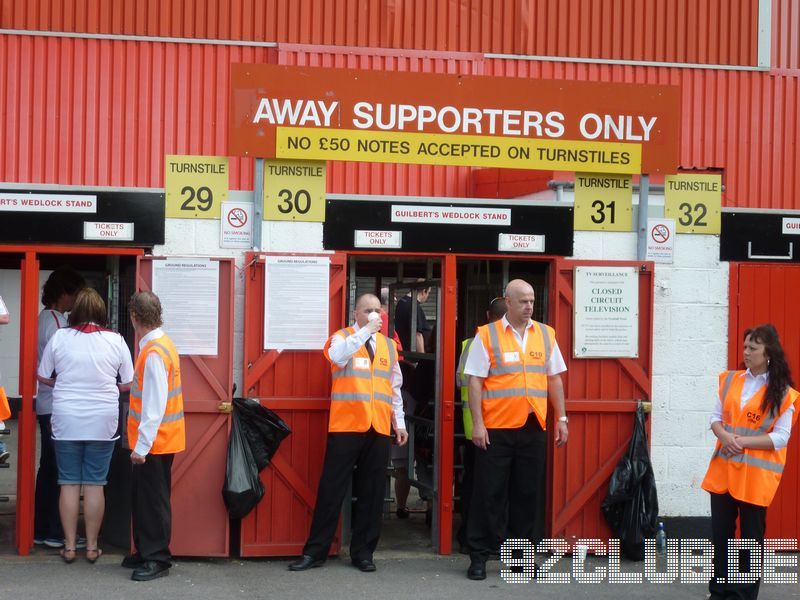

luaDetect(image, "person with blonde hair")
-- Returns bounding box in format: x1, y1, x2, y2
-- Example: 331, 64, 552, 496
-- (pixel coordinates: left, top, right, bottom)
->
37, 287, 133, 563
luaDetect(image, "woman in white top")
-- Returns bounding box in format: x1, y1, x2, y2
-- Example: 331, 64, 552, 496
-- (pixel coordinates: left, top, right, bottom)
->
38, 288, 134, 563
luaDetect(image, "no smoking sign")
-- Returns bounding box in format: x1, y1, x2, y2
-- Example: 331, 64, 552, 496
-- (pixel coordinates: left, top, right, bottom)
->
220, 201, 253, 249
645, 218, 675, 264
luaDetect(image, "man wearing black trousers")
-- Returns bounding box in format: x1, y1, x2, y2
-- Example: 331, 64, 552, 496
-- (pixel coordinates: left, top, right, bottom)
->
124, 291, 185, 582
289, 293, 408, 573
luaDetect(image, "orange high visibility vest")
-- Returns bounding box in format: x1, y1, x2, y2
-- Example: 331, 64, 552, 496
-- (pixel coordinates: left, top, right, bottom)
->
323, 328, 398, 435
477, 319, 555, 430
702, 370, 799, 507
128, 333, 186, 454
0, 386, 10, 421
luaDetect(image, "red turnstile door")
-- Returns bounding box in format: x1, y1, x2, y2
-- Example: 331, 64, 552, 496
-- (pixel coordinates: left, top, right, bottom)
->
137, 256, 234, 557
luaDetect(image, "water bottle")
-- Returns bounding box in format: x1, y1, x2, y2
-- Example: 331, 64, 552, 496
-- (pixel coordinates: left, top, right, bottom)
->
655, 521, 666, 554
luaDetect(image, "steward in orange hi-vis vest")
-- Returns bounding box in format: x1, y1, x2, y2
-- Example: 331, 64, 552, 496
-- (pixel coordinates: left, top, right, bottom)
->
702, 370, 800, 507
323, 327, 398, 436
476, 318, 555, 430
128, 334, 185, 454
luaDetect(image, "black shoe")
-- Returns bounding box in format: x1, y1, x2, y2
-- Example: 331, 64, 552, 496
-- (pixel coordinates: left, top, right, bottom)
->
352, 558, 376, 572
288, 555, 325, 571
467, 560, 486, 581
131, 560, 170, 581
121, 554, 144, 569
396, 507, 410, 519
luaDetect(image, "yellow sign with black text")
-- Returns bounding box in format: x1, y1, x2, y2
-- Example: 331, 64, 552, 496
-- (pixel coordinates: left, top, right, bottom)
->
664, 174, 722, 234
574, 173, 633, 231
164, 155, 229, 219
263, 159, 326, 222
276, 127, 642, 175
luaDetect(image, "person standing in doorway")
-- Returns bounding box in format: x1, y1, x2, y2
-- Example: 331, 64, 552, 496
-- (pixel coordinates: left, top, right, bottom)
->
0, 295, 11, 464
289, 293, 408, 573
34, 267, 85, 549
702, 324, 798, 600
463, 279, 568, 581
455, 296, 506, 553
124, 291, 185, 581
394, 281, 431, 354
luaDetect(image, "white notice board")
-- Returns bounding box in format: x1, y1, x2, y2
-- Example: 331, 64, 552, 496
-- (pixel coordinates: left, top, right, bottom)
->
152, 258, 220, 356
264, 256, 330, 350
573, 266, 638, 358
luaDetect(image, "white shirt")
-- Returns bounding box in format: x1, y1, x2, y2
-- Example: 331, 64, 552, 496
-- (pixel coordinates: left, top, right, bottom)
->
133, 328, 170, 456
36, 309, 68, 415
710, 369, 795, 449
463, 316, 567, 378
327, 323, 405, 430
38, 325, 134, 440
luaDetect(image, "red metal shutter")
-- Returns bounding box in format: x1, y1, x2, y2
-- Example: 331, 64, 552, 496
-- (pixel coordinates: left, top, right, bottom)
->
548, 259, 654, 542
730, 263, 800, 539
239, 252, 347, 557
137, 256, 234, 557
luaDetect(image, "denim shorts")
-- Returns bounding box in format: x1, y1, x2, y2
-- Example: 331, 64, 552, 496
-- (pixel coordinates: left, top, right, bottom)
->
53, 440, 115, 486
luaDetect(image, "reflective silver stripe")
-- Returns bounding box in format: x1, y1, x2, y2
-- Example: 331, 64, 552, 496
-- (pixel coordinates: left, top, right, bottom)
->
331, 393, 372, 402
537, 321, 551, 365
161, 411, 184, 423
373, 393, 393, 405
457, 338, 474, 387
168, 386, 182, 399
712, 449, 784, 474
129, 408, 141, 420
386, 336, 398, 366
332, 369, 372, 380
481, 387, 548, 400
489, 364, 546, 376
487, 321, 504, 365
723, 421, 778, 437
372, 368, 392, 380
720, 371, 737, 403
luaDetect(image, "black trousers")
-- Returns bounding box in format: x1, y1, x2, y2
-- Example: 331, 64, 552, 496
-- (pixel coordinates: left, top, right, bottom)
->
303, 428, 391, 562
709, 492, 767, 600
34, 414, 63, 540
467, 413, 547, 561
131, 453, 175, 565
456, 442, 474, 548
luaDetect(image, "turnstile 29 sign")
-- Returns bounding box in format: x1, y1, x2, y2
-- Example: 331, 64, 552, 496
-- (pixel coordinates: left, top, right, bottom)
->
165, 155, 229, 220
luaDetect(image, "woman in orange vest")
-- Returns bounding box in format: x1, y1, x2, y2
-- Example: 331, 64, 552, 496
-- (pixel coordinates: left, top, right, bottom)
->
702, 324, 799, 600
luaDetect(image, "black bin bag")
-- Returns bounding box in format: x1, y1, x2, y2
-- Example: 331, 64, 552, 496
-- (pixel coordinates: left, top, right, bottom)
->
222, 398, 292, 519
223, 409, 264, 519
601, 404, 659, 561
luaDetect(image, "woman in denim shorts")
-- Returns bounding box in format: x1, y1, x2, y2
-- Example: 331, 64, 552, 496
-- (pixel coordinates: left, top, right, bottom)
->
38, 288, 133, 563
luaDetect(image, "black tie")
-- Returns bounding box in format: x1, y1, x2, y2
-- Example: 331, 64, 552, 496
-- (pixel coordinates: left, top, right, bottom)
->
366, 339, 375, 363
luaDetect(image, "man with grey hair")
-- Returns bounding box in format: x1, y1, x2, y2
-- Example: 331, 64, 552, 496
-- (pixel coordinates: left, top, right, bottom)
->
124, 291, 185, 582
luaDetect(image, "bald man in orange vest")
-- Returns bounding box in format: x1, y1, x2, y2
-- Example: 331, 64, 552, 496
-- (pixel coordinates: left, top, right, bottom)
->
289, 293, 408, 573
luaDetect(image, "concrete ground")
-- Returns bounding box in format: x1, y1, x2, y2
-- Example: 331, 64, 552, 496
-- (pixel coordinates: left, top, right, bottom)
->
3, 423, 800, 599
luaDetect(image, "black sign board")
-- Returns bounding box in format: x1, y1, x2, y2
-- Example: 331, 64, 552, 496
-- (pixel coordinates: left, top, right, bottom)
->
0, 189, 164, 246
323, 199, 573, 255
720, 212, 800, 262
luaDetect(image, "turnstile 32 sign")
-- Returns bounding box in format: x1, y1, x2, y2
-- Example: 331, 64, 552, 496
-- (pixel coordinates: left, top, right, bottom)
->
165, 155, 229, 219
263, 159, 326, 222
664, 174, 722, 234
574, 173, 633, 231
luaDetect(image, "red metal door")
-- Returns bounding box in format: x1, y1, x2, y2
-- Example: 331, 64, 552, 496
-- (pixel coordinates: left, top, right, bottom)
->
548, 259, 654, 541
729, 263, 800, 539
239, 252, 347, 557
137, 256, 234, 557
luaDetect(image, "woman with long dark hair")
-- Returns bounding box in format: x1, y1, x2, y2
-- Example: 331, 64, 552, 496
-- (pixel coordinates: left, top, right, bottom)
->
702, 324, 799, 600
37, 288, 133, 564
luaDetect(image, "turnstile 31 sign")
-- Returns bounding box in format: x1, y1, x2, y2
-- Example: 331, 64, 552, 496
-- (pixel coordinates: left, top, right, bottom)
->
574, 173, 633, 231
263, 159, 326, 222
664, 173, 721, 234
165, 155, 229, 219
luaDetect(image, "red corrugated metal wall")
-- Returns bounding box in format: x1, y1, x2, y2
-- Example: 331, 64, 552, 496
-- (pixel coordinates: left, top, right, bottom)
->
773, 0, 800, 70
1, 0, 765, 66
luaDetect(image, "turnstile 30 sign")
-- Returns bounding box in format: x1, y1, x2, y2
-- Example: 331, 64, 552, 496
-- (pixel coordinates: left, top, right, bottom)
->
664, 173, 722, 234
264, 159, 326, 222
574, 173, 633, 231
165, 155, 229, 219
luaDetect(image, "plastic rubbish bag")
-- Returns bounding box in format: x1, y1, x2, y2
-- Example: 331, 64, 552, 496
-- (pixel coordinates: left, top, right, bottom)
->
232, 397, 291, 471
601, 404, 659, 561
223, 408, 264, 519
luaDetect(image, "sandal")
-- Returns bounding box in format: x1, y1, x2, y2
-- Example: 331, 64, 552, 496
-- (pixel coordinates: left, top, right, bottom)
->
86, 548, 103, 564
60, 547, 77, 564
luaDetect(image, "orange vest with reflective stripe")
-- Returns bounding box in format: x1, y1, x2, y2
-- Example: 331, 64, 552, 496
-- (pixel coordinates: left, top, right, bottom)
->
128, 333, 186, 454
477, 319, 555, 430
323, 328, 397, 435
702, 370, 799, 507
